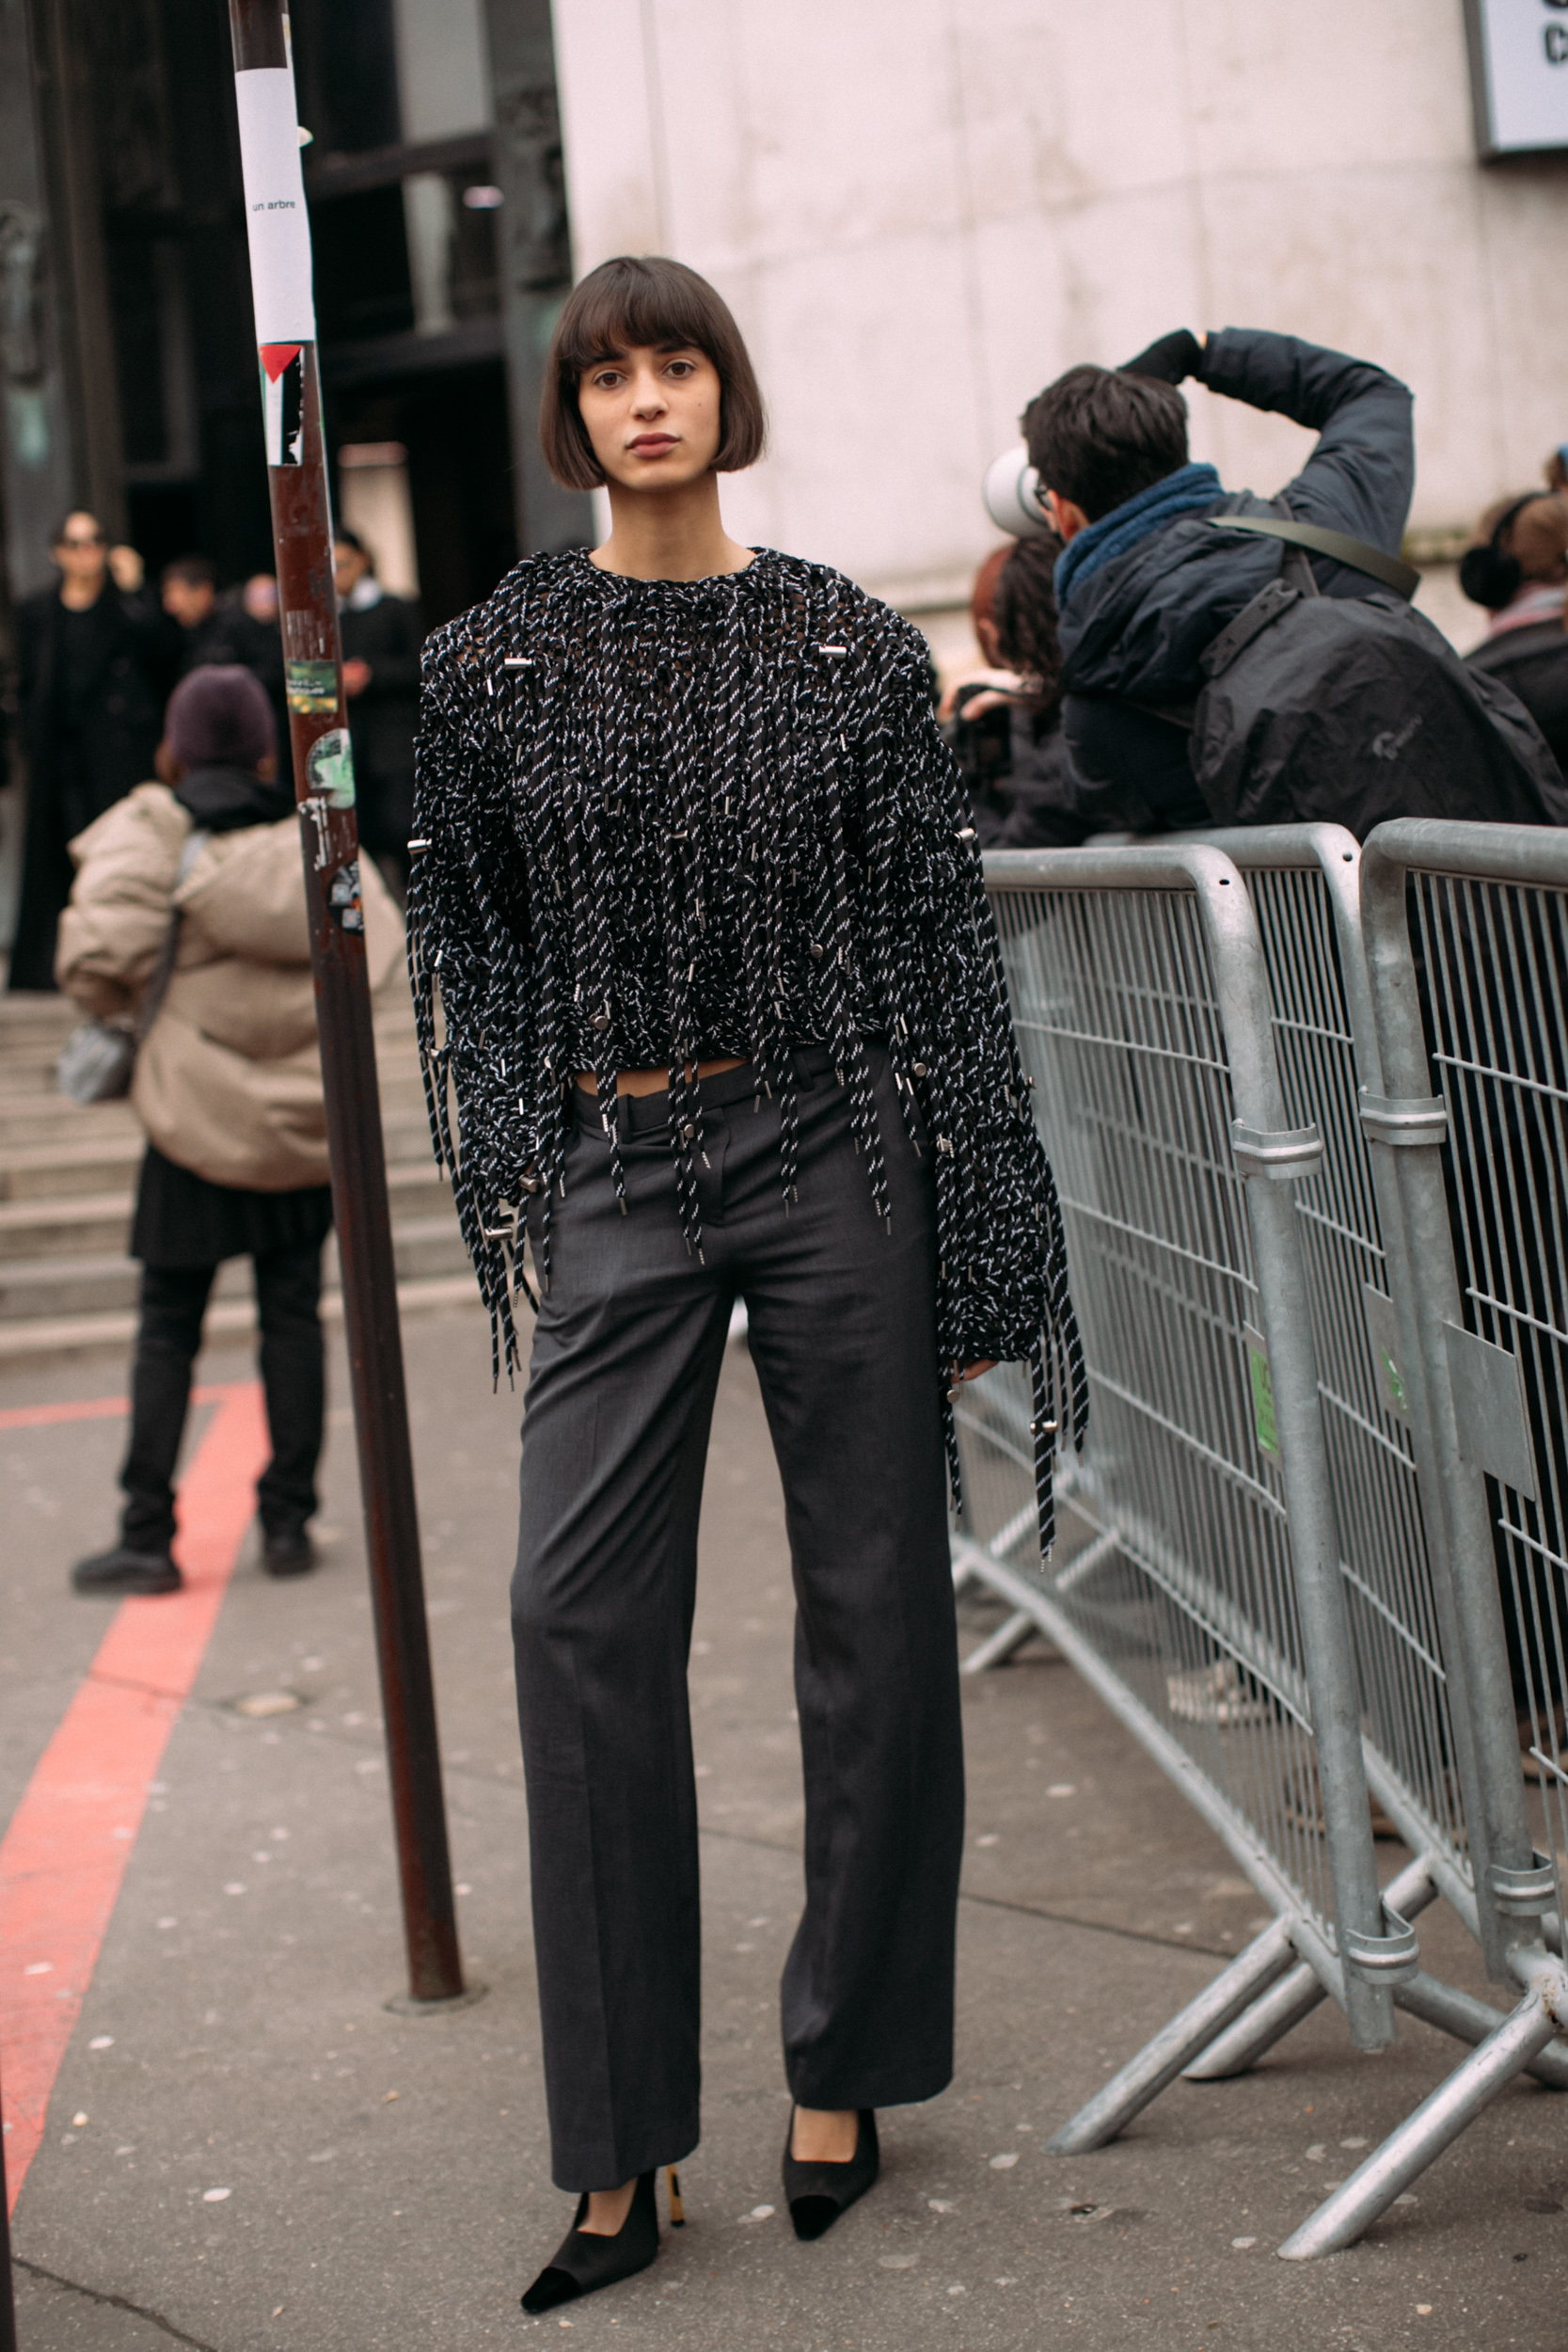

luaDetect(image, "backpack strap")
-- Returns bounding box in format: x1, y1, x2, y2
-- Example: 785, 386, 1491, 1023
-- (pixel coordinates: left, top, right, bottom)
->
1204, 513, 1418, 600
135, 825, 209, 1045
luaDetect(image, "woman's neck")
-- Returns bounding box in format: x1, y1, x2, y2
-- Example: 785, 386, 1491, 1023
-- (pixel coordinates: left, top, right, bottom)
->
58, 575, 106, 612
590, 474, 752, 583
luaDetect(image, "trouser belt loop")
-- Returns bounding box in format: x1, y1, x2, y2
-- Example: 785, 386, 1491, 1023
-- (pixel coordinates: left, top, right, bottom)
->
616, 1089, 634, 1146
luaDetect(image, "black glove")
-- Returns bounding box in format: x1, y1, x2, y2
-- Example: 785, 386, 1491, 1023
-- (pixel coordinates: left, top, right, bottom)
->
1119, 328, 1203, 385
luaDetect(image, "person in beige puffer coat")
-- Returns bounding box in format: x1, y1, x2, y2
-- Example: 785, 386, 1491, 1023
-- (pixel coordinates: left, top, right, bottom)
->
57, 665, 402, 1595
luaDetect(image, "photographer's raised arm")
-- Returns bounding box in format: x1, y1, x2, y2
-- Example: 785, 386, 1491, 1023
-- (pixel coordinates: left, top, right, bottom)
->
1196, 326, 1414, 558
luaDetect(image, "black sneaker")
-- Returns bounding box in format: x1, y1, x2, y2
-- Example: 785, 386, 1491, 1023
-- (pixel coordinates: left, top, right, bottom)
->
261, 1528, 316, 1578
71, 1545, 182, 1597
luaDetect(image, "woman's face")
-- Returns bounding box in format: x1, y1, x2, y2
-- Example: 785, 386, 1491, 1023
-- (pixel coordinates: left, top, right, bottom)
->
577, 342, 723, 493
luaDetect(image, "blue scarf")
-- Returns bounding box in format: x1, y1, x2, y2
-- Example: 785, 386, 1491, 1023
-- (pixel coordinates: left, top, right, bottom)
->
1053, 461, 1223, 607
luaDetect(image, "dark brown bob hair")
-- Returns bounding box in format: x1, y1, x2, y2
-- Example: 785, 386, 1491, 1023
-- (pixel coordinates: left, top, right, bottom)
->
540, 255, 768, 491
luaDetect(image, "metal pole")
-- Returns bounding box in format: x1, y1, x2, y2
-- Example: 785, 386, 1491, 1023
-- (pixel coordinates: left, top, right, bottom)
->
227, 0, 465, 2006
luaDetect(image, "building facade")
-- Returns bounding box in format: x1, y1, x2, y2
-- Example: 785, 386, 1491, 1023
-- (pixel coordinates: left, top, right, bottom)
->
552, 0, 1568, 657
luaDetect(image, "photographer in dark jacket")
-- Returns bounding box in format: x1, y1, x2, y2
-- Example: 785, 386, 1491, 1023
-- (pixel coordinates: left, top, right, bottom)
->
10, 512, 172, 991
1024, 328, 1415, 833
334, 530, 420, 895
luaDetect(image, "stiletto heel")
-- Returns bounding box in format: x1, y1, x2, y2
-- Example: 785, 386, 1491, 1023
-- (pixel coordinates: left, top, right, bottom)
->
782, 2108, 879, 2240
519, 2169, 660, 2313
666, 2165, 685, 2225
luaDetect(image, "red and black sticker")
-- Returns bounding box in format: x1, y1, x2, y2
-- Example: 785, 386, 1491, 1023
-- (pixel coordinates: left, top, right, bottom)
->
260, 342, 304, 467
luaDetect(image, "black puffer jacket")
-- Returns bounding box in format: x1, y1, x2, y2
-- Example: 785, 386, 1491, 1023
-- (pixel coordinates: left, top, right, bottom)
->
969, 706, 1101, 850
1055, 328, 1415, 830
1465, 620, 1568, 784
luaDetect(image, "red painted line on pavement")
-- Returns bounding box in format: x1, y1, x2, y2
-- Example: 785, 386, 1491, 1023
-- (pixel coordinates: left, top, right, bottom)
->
0, 1386, 231, 1433
0, 1381, 269, 2213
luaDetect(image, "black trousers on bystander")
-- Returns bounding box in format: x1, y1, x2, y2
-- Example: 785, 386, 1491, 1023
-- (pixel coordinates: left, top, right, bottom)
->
120, 1245, 327, 1555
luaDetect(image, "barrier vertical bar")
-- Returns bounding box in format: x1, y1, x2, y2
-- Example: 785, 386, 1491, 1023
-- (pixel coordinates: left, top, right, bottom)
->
227, 0, 466, 2006
1358, 828, 1547, 1960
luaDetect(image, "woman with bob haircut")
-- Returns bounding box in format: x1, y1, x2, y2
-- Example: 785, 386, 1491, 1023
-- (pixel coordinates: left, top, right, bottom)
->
408, 253, 1084, 2314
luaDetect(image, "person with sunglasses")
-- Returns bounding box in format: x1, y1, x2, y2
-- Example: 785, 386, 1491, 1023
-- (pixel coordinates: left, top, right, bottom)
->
9, 513, 172, 990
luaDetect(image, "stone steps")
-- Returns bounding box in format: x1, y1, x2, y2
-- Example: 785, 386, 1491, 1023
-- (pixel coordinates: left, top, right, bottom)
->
0, 984, 475, 1362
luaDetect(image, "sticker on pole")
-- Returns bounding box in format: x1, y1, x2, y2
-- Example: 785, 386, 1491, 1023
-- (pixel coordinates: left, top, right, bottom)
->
286, 660, 338, 717
260, 343, 305, 467
307, 727, 356, 808
328, 859, 364, 932
234, 67, 316, 345
1243, 1327, 1279, 1457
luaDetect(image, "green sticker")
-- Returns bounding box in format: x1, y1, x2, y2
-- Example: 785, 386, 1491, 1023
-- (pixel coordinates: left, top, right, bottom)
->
286, 659, 338, 716
1381, 1346, 1407, 1415
306, 725, 356, 808
1248, 1343, 1279, 1456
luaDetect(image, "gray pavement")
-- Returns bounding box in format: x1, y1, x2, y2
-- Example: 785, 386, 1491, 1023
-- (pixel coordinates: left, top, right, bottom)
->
4, 1307, 1563, 2350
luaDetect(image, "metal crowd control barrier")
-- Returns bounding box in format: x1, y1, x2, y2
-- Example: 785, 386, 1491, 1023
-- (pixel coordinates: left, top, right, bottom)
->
1269, 819, 1568, 2256
1148, 831, 1568, 2119
956, 844, 1412, 2135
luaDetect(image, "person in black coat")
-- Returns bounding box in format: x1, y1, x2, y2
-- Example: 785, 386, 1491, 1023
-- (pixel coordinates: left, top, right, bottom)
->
1461, 491, 1568, 782
214, 573, 295, 794
1021, 328, 1415, 834
334, 529, 420, 893
9, 512, 173, 991
162, 555, 232, 679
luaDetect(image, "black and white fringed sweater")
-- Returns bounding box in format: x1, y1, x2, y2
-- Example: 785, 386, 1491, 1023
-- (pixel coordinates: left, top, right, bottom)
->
406, 546, 1085, 1549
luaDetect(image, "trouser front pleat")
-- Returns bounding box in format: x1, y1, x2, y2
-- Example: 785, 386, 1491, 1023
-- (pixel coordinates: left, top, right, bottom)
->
512, 1048, 965, 2191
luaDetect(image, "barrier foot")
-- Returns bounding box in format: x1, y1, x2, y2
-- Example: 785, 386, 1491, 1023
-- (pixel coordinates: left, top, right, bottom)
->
1395, 1969, 1568, 2090
961, 1608, 1041, 1675
1276, 1984, 1560, 2258
1181, 1960, 1325, 2078
1047, 1915, 1299, 2153
1182, 1854, 1443, 2081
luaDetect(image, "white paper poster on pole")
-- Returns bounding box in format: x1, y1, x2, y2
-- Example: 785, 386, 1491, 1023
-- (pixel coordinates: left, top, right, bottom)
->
234, 67, 316, 344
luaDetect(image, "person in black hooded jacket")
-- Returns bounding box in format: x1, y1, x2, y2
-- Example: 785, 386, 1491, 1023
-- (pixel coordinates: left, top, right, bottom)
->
1022, 328, 1415, 834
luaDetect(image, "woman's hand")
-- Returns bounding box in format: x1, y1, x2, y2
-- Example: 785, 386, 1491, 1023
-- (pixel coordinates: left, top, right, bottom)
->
949, 1360, 996, 1392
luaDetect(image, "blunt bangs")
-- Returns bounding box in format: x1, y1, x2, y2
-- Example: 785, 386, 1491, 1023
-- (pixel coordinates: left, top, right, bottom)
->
540, 255, 768, 491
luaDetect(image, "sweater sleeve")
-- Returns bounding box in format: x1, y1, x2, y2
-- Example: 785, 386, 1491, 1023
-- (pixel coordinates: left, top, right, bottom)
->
871, 631, 1079, 1384
406, 620, 536, 1373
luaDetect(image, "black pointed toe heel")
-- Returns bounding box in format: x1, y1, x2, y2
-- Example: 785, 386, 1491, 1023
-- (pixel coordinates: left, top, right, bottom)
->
519, 2168, 664, 2313
782, 2109, 879, 2241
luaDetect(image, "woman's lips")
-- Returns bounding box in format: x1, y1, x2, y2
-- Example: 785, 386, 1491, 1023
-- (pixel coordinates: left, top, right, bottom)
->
629, 435, 677, 454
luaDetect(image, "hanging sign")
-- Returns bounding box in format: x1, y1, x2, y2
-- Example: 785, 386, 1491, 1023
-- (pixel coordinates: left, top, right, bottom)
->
1465, 0, 1568, 155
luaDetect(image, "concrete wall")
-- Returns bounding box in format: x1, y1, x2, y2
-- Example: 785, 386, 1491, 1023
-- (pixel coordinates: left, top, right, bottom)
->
552, 0, 1568, 640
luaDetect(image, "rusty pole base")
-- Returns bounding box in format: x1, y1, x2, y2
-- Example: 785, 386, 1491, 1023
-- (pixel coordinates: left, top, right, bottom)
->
383, 1979, 490, 2019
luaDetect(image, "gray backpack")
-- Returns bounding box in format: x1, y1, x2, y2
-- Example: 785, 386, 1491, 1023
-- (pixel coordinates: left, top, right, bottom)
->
57, 827, 209, 1104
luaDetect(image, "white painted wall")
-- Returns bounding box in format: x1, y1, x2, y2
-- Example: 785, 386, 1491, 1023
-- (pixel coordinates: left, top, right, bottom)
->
552, 0, 1568, 633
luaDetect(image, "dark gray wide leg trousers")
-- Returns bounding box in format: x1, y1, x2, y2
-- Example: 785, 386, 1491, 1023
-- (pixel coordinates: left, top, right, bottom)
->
512, 1045, 965, 2191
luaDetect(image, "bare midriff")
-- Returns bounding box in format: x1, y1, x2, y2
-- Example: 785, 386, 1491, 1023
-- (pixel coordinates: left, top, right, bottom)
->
575, 1057, 749, 1100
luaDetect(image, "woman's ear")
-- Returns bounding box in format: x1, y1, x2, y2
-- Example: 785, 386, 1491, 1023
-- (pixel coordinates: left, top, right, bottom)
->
154, 739, 183, 785
256, 753, 278, 781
